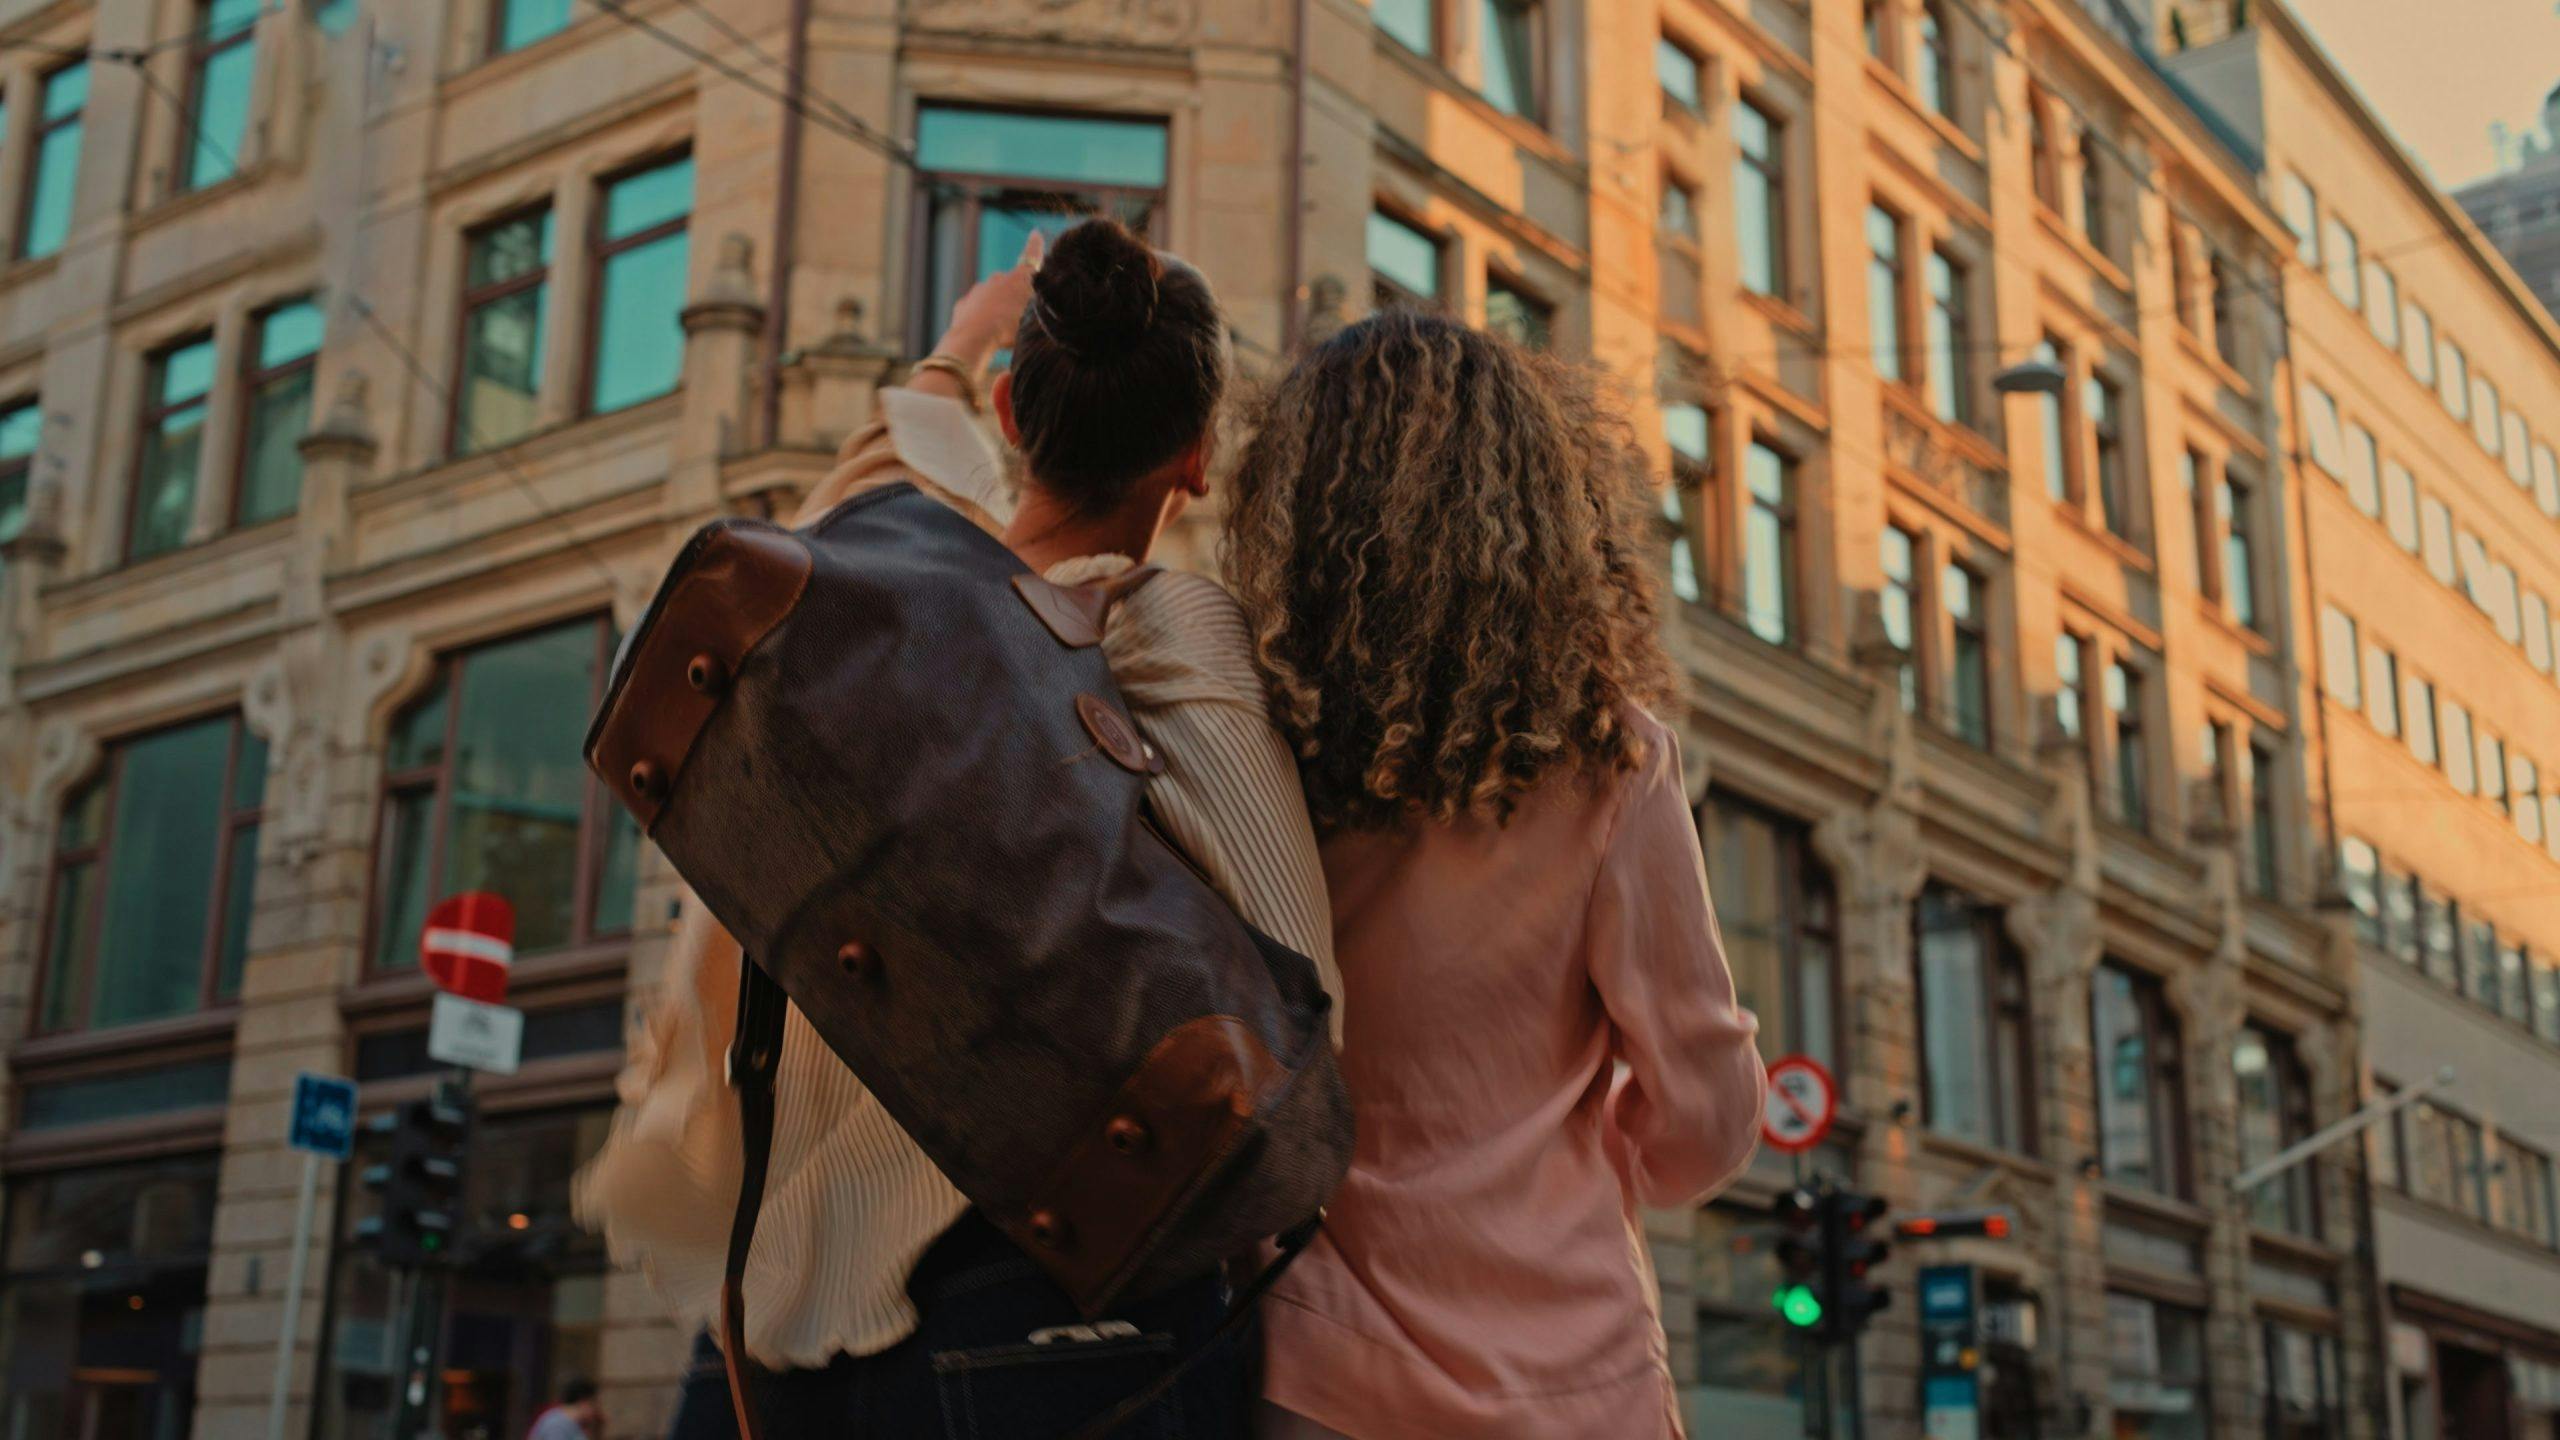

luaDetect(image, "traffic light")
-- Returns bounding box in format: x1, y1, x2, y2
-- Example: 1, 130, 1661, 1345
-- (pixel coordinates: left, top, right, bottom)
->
1820, 1187, 1892, 1344
358, 1088, 473, 1269
1896, 1208, 2014, 1241
1771, 1186, 1825, 1332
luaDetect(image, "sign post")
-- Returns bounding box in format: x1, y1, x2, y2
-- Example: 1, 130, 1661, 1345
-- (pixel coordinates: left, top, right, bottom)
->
270, 1073, 358, 1440
1918, 1264, 1984, 1440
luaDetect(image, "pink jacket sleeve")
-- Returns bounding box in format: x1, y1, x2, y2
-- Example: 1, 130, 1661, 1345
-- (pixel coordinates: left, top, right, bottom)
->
1586, 725, 1767, 1208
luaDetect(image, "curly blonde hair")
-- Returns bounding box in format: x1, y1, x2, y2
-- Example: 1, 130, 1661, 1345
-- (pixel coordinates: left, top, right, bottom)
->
1221, 309, 1675, 833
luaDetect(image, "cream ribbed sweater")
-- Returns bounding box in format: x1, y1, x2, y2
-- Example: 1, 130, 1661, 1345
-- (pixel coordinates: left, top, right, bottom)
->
574, 392, 1337, 1369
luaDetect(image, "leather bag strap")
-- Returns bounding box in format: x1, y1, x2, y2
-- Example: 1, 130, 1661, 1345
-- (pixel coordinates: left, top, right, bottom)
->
1062, 1213, 1325, 1440
720, 954, 790, 1440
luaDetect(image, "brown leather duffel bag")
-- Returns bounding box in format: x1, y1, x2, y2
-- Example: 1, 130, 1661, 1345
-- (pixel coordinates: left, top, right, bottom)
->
585, 481, 1350, 1418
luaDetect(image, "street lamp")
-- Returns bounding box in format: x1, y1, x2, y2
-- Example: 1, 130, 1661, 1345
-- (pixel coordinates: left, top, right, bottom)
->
1992, 357, 2067, 395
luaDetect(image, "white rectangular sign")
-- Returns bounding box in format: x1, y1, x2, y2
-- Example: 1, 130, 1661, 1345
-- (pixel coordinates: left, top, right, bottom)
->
428, 991, 524, 1075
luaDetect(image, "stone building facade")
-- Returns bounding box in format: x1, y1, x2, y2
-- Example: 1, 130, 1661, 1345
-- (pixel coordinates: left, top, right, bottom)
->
0, 1, 2504, 1438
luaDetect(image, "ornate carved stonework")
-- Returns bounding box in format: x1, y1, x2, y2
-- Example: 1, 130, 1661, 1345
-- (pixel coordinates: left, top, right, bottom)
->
906, 0, 1198, 45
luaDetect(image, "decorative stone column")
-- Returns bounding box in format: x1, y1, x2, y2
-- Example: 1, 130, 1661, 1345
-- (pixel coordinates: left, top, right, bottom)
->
670, 233, 767, 518
2172, 781, 2256, 1439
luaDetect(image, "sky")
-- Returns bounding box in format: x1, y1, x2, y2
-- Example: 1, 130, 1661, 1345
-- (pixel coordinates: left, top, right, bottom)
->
2286, 0, 2560, 190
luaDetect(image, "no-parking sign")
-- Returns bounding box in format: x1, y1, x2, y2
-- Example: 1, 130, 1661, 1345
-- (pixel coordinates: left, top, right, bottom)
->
1761, 1054, 1839, 1154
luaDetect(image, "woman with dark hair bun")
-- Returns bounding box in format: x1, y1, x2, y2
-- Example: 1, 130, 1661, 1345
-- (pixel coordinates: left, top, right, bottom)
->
1224, 309, 1766, 1439
583, 219, 1335, 1439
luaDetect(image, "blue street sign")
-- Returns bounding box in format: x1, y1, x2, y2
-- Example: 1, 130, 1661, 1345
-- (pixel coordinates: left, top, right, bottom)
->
287, 1072, 359, 1161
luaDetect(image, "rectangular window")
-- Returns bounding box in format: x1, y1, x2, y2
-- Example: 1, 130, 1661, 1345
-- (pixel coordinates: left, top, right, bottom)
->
2442, 699, 2475, 794
1485, 276, 1552, 348
39, 715, 264, 1032
2210, 251, 2240, 367
1881, 526, 1919, 714
1867, 205, 1905, 384
1914, 885, 2035, 1154
2281, 173, 2319, 265
1368, 208, 1442, 306
1947, 562, 1990, 749
2365, 642, 2400, 736
1742, 440, 1795, 646
2089, 372, 2127, 535
1660, 173, 1700, 240
2055, 631, 2086, 742
1655, 34, 1701, 108
2405, 1100, 2485, 1217
2221, 473, 2258, 631
2092, 962, 2187, 1196
2517, 757, 2544, 845
2534, 955, 2560, 1045
2338, 836, 2381, 946
453, 207, 553, 455
2406, 302, 2436, 387
1864, 0, 1888, 60
2463, 919, 2500, 1007
913, 107, 1169, 350
1734, 99, 1786, 300
2246, 738, 2279, 899
2381, 865, 2419, 963
2235, 1025, 2318, 1235
371, 617, 639, 971
2480, 730, 2508, 816
2503, 1142, 2557, 1248
236, 297, 323, 528
1917, 2, 1954, 117
2498, 941, 2532, 1024
1378, 0, 1435, 54
2320, 607, 2360, 709
1702, 794, 1838, 1069
2038, 335, 2070, 502
1926, 250, 1971, 426
20, 61, 87, 260
491, 0, 573, 55
2420, 495, 2457, 585
128, 334, 217, 562
2110, 1296, 2210, 1436
2382, 462, 2420, 551
2367, 262, 2399, 349
2419, 886, 2458, 987
179, 0, 260, 191
2108, 660, 2147, 828
2324, 216, 2361, 309
2258, 1322, 2345, 1438
588, 152, 693, 415
1477, 0, 1543, 123
2298, 381, 2343, 476
2405, 674, 2438, 765
2182, 448, 2214, 595
0, 400, 40, 556
2029, 100, 2059, 211
2078, 123, 2108, 253
2343, 423, 2381, 517
1663, 403, 1710, 604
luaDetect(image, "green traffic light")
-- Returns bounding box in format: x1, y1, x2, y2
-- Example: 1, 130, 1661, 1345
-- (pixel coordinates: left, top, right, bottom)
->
1773, 1283, 1824, 1328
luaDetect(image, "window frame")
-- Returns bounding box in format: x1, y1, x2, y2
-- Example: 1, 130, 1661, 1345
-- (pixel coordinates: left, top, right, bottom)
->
1700, 791, 1842, 1069
233, 295, 322, 529
17, 60, 86, 261
1866, 202, 1908, 387
1733, 94, 1789, 301
1912, 883, 2038, 1156
487, 0, 573, 58
449, 202, 556, 457
580, 146, 694, 419
33, 714, 264, 1036
176, 0, 258, 194
2236, 1022, 2320, 1237
126, 330, 218, 563
1368, 201, 1446, 310
1473, 0, 1549, 127
362, 617, 635, 977
1741, 436, 1797, 647
2091, 959, 2191, 1198
1945, 558, 1991, 749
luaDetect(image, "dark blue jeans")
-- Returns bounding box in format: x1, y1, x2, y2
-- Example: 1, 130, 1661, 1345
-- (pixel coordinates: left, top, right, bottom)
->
667, 1212, 1249, 1439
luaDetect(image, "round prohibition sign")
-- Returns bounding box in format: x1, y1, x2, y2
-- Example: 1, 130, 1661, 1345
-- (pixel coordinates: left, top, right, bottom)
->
1760, 1055, 1838, 1154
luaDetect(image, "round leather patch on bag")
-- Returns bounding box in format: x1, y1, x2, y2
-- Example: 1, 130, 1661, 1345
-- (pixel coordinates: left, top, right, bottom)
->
1076, 693, 1163, 776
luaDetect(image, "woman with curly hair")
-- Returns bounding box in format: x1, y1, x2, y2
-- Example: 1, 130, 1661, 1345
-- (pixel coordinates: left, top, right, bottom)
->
1225, 309, 1767, 1439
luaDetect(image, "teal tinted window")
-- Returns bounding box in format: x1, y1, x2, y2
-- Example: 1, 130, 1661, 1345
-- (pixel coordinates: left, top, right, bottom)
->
915, 108, 1168, 189
1375, 0, 1434, 53
239, 299, 323, 527
457, 211, 552, 454
182, 0, 262, 190
1485, 280, 1550, 347
18, 1059, 232, 1130
0, 398, 35, 553
1656, 38, 1701, 108
376, 620, 631, 968
1478, 0, 1541, 121
20, 62, 87, 259
494, 0, 573, 53
591, 157, 693, 414
1367, 211, 1440, 301
129, 336, 217, 561
1733, 99, 1784, 297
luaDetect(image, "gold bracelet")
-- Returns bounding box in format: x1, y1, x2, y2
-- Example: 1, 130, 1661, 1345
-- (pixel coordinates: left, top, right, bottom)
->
909, 354, 983, 413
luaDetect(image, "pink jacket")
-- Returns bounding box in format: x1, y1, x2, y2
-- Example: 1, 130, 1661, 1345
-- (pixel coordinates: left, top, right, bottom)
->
1260, 711, 1765, 1440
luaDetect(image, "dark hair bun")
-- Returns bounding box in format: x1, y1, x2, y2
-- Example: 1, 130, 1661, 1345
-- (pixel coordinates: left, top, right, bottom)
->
1031, 218, 1161, 355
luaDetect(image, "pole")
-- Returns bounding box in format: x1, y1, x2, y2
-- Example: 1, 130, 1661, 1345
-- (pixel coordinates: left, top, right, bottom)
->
2230, 1064, 2455, 1194
266, 1150, 324, 1440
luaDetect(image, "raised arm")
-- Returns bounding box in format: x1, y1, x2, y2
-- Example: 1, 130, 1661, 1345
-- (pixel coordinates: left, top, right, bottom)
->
1585, 724, 1765, 1207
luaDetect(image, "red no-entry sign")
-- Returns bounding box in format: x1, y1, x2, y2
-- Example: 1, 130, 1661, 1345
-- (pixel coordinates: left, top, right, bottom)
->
1761, 1055, 1839, 1154
422, 892, 515, 1003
